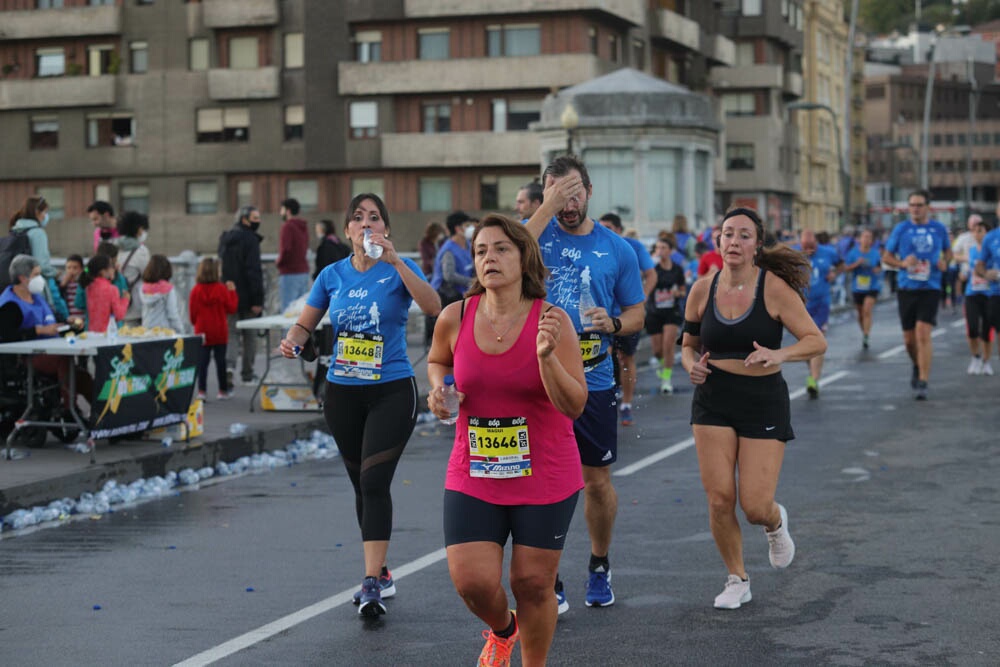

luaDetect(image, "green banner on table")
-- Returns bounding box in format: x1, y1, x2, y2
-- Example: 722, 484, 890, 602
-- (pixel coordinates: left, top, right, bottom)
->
90, 336, 201, 439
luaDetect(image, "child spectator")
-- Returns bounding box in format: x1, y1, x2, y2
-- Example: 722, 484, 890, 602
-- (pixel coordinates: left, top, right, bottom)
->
140, 254, 184, 333
189, 257, 238, 400
75, 242, 129, 322
60, 254, 85, 321
80, 254, 129, 333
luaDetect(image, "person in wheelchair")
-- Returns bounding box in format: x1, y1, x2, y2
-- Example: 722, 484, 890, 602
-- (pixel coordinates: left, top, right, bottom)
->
0, 254, 91, 418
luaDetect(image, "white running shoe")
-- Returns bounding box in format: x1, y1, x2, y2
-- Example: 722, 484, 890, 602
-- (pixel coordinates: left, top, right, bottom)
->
714, 574, 751, 610
981, 361, 994, 376
967, 357, 982, 375
766, 504, 795, 569
660, 378, 673, 394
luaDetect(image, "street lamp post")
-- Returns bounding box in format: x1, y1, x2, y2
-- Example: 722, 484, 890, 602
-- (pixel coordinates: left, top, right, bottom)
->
560, 102, 579, 156
788, 101, 851, 228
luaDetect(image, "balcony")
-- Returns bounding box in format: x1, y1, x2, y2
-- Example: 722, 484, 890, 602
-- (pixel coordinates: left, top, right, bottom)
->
380, 131, 539, 169
704, 33, 735, 67
783, 71, 803, 98
203, 0, 278, 28
207, 67, 280, 100
709, 64, 783, 90
403, 0, 645, 25
339, 54, 615, 95
649, 8, 700, 51
0, 76, 115, 111
0, 5, 121, 40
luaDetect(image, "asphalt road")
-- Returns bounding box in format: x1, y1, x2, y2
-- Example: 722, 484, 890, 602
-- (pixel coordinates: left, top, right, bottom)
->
2, 300, 998, 666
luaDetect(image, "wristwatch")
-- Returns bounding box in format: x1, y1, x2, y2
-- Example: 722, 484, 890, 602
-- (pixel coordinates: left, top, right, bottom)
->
611, 317, 622, 334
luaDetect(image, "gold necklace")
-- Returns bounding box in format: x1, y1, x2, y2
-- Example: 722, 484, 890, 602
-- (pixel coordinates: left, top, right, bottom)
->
482, 305, 524, 342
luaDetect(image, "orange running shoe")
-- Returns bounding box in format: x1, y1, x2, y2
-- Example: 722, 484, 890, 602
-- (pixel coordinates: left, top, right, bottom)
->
477, 613, 519, 666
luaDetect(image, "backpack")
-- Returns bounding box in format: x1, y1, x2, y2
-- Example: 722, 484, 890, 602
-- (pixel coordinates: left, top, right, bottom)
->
0, 229, 33, 291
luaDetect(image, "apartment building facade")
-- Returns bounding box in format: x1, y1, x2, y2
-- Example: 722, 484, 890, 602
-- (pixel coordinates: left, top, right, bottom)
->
711, 0, 804, 231
0, 0, 741, 255
864, 63, 1000, 227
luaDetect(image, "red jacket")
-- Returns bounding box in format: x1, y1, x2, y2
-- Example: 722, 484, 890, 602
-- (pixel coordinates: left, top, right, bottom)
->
277, 217, 310, 274
189, 282, 238, 346
86, 276, 129, 333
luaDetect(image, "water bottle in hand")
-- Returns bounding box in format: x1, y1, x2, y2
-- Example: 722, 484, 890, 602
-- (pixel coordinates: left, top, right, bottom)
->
363, 229, 383, 259
578, 267, 597, 328
439, 375, 459, 425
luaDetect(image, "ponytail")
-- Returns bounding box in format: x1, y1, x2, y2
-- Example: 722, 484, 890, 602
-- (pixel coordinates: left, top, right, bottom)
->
756, 243, 809, 303
80, 255, 111, 289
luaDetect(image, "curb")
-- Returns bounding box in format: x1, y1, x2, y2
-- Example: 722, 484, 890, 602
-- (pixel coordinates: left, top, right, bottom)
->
0, 417, 328, 517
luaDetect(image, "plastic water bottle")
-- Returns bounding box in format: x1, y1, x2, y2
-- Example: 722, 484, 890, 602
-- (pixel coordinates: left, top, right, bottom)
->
578, 267, 597, 327
439, 375, 459, 425
363, 229, 383, 260
107, 316, 118, 342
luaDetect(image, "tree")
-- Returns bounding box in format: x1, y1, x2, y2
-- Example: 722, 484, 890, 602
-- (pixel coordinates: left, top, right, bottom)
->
859, 0, 912, 34
966, 0, 1000, 26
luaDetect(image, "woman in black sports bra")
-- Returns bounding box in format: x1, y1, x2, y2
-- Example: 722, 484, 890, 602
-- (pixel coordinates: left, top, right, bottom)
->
680, 207, 826, 611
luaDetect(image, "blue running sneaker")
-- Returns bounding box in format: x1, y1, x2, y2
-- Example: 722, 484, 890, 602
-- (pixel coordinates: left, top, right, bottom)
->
554, 577, 569, 615
620, 405, 633, 426
353, 569, 396, 605
585, 566, 615, 607
357, 576, 386, 617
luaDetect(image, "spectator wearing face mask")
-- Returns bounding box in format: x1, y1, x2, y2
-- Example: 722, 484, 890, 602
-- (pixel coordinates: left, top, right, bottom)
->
10, 195, 57, 281
430, 210, 476, 307
115, 211, 151, 327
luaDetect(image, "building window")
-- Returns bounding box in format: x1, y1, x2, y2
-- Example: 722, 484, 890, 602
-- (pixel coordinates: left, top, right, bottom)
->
121, 184, 150, 214
235, 180, 253, 209
351, 177, 385, 200
419, 177, 452, 211
349, 101, 378, 139
136, 0, 155, 5
196, 108, 249, 143
355, 30, 382, 63
742, 0, 762, 16
187, 181, 219, 215
589, 27, 598, 55
284, 33, 304, 69
130, 41, 148, 74
286, 180, 319, 213
588, 148, 636, 222
229, 36, 258, 69
727, 143, 755, 170
422, 103, 451, 133
647, 149, 681, 222
284, 105, 304, 141
632, 39, 644, 69
89, 0, 115, 5
609, 35, 621, 62
480, 175, 530, 211
94, 184, 111, 202
418, 28, 450, 60
36, 187, 64, 220
38, 0, 64, 7
87, 113, 135, 147
945, 134, 954, 146
736, 42, 755, 66
88, 45, 115, 76
189, 38, 209, 70
30, 116, 59, 150
486, 24, 541, 57
508, 99, 541, 131
35, 48, 65, 78
722, 93, 755, 116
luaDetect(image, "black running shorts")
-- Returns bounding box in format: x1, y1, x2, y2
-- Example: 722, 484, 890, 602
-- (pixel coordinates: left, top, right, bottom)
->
443, 489, 579, 550
691, 365, 794, 442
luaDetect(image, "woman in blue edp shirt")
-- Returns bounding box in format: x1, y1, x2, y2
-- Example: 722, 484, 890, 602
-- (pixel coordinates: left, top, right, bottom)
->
279, 193, 441, 617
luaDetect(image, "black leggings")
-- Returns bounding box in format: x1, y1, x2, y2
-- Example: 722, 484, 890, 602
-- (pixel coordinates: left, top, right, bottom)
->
197, 344, 228, 392
323, 377, 418, 541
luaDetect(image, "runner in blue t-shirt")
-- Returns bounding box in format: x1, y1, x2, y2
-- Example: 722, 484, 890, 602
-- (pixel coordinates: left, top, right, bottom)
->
794, 230, 842, 398
882, 189, 952, 400
963, 220, 996, 376
973, 219, 1000, 366
598, 212, 655, 426
526, 155, 645, 612
279, 193, 442, 617
843, 228, 883, 350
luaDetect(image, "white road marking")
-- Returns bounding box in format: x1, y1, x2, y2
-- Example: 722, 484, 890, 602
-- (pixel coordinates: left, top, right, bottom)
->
173, 548, 448, 667
616, 370, 849, 478
877, 344, 906, 359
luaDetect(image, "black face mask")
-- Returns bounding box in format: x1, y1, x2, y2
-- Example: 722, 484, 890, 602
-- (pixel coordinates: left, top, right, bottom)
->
249, 222, 261, 232
100, 228, 114, 239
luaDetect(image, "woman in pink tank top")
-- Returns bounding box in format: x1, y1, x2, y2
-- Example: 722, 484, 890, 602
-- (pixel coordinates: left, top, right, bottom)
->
427, 214, 587, 666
